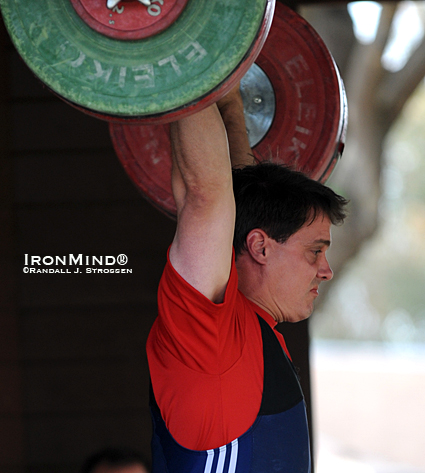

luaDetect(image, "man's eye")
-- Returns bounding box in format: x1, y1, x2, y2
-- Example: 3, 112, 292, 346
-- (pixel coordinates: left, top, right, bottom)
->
313, 249, 322, 256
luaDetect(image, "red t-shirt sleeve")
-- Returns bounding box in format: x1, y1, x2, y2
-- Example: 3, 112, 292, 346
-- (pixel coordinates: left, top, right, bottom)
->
154, 248, 245, 374
147, 249, 262, 450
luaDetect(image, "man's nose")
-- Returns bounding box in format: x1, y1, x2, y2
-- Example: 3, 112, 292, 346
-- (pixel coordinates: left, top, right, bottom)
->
318, 257, 333, 281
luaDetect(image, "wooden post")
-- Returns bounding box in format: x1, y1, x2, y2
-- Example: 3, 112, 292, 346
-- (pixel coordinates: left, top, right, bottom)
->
0, 19, 25, 473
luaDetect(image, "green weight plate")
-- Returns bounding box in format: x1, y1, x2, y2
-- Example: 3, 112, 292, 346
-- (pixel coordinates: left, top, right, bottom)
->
0, 0, 273, 120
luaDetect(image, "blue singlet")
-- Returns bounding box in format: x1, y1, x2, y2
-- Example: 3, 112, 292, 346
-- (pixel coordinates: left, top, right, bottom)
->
150, 315, 311, 473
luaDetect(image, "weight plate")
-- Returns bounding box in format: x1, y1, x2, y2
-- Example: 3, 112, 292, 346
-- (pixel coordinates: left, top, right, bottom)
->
110, 2, 347, 219
253, 1, 347, 183
111, 123, 175, 218
0, 0, 275, 122
70, 0, 190, 40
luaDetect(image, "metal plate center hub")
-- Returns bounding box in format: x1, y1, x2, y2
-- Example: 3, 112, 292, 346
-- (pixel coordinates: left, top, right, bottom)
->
70, 0, 189, 40
240, 63, 276, 148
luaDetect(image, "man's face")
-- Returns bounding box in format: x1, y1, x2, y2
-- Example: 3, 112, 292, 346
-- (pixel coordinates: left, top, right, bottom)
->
266, 214, 333, 323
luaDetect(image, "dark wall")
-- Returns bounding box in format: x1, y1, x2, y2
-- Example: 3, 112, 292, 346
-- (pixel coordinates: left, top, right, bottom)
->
0, 17, 176, 472
0, 15, 313, 473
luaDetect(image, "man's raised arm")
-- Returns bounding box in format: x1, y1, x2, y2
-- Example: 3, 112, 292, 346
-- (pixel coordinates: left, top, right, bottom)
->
217, 85, 255, 168
169, 104, 235, 303
169, 85, 254, 303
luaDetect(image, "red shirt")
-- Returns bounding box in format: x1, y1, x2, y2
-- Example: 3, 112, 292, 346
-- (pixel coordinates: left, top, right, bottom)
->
146, 250, 290, 451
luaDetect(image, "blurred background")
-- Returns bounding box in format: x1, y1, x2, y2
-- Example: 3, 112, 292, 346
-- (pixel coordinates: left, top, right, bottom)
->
301, 2, 425, 472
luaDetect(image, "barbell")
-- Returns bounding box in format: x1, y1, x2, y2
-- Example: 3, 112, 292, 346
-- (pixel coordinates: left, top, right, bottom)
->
0, 1, 347, 220
109, 2, 348, 219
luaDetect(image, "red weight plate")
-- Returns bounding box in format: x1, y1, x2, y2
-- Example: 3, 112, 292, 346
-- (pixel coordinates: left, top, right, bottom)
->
111, 123, 175, 218
70, 0, 189, 40
110, 2, 347, 219
253, 2, 347, 182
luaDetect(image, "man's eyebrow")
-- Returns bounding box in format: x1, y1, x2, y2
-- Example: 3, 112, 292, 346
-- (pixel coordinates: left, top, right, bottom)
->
313, 239, 331, 247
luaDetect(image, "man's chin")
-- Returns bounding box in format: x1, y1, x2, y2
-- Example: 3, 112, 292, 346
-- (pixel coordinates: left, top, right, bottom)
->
297, 305, 315, 322
284, 309, 313, 324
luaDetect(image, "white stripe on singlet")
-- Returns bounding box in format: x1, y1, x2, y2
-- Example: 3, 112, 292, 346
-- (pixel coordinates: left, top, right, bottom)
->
216, 445, 227, 473
204, 450, 214, 473
204, 438, 239, 473
229, 439, 239, 473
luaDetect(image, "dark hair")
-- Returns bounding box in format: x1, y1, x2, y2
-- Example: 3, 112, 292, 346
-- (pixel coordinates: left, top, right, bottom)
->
81, 447, 150, 473
232, 162, 348, 256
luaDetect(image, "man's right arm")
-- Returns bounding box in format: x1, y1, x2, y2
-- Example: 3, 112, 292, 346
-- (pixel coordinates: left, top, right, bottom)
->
169, 104, 235, 304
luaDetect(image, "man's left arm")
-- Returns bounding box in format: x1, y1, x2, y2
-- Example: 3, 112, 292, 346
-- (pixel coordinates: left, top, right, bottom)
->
217, 85, 255, 168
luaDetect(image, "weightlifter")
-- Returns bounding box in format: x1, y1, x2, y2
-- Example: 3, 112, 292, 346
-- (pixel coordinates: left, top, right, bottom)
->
146, 86, 348, 473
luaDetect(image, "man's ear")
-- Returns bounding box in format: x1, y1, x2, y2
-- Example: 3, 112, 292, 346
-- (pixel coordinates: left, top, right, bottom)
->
245, 229, 269, 264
